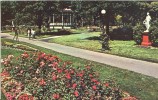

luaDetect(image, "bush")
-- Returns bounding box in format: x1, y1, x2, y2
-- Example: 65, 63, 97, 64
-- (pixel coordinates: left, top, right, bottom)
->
133, 24, 145, 45
1, 52, 137, 100
150, 27, 158, 47
150, 19, 158, 47
110, 25, 133, 40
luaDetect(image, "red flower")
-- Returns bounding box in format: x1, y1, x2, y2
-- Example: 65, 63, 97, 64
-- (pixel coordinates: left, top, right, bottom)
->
86, 66, 91, 70
72, 83, 77, 89
21, 52, 29, 58
74, 90, 79, 97
70, 69, 75, 74
104, 83, 109, 87
65, 73, 71, 79
53, 93, 60, 99
1, 70, 10, 77
91, 78, 97, 83
44, 55, 49, 60
52, 62, 58, 68
49, 57, 55, 61
57, 68, 62, 73
92, 85, 97, 90
39, 79, 46, 86
40, 61, 45, 67
41, 53, 46, 58
5, 92, 15, 100
52, 74, 57, 81
89, 74, 93, 78
18, 94, 34, 100
77, 72, 84, 77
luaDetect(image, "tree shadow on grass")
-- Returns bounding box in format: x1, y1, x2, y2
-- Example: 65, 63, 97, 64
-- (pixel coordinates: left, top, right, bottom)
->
37, 30, 80, 36
85, 36, 101, 40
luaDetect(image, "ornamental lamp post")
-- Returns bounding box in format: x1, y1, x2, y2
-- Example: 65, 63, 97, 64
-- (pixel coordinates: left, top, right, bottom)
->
100, 9, 110, 50
101, 9, 106, 32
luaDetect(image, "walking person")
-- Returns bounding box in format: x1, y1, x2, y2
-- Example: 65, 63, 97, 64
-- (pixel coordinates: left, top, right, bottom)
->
13, 27, 19, 41
27, 27, 32, 40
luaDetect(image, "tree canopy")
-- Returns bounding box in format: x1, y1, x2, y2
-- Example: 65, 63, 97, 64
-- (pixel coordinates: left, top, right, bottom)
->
1, 1, 158, 28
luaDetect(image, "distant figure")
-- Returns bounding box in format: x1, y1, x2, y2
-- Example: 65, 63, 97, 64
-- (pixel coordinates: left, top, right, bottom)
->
27, 28, 36, 39
27, 27, 31, 40
13, 27, 19, 41
143, 12, 151, 32
31, 29, 36, 39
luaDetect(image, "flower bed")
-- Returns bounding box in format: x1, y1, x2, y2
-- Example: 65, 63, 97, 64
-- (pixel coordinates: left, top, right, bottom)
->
1, 52, 137, 100
2, 41, 38, 52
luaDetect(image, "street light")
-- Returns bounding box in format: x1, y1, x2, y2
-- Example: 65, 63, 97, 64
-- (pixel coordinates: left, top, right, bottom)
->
100, 9, 110, 50
101, 9, 106, 14
101, 9, 106, 31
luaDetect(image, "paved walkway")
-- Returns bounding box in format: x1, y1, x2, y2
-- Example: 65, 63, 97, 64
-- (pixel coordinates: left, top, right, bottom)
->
1, 33, 158, 78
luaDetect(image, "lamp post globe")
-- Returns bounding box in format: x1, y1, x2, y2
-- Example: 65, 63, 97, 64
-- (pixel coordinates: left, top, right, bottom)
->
101, 9, 106, 14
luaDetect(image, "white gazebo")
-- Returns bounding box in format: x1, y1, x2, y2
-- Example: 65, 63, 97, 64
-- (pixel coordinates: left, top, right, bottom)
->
50, 8, 73, 29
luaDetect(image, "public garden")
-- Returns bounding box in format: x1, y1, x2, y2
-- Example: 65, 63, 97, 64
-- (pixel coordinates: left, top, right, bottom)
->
1, 1, 158, 100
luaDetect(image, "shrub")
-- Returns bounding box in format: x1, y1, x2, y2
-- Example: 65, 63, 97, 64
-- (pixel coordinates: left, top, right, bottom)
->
110, 25, 133, 40
150, 27, 158, 47
133, 24, 145, 45
150, 19, 158, 47
1, 52, 137, 100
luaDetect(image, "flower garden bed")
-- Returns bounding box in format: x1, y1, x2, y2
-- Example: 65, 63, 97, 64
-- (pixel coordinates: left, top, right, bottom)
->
1, 52, 137, 100
1, 41, 38, 52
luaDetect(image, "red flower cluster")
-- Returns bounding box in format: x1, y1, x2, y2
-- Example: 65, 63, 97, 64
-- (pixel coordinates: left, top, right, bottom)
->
39, 79, 46, 86
21, 52, 29, 58
52, 93, 60, 99
1, 70, 10, 77
18, 94, 34, 100
1, 52, 132, 100
74, 90, 79, 97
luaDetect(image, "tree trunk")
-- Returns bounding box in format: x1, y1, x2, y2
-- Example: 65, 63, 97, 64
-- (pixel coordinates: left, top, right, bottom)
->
37, 13, 42, 33
106, 4, 110, 35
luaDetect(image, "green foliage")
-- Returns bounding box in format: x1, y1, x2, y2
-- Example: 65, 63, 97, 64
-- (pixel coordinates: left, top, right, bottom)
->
133, 24, 145, 45
150, 19, 158, 47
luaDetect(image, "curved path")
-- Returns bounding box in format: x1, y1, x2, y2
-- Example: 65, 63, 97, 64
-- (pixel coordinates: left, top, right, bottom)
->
1, 33, 158, 78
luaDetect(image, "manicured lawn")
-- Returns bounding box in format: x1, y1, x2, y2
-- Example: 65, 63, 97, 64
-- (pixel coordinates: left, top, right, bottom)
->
1, 38, 158, 100
48, 31, 158, 63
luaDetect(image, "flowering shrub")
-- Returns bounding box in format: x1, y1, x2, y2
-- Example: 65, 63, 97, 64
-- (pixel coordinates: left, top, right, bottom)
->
1, 52, 137, 100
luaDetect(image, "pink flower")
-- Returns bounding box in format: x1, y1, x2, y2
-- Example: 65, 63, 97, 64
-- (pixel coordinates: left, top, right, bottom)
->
77, 72, 84, 77
49, 57, 55, 62
72, 83, 77, 89
18, 94, 34, 100
53, 93, 60, 99
86, 66, 91, 70
52, 74, 57, 81
1, 70, 10, 77
104, 83, 109, 87
74, 90, 79, 97
5, 92, 15, 100
89, 74, 93, 78
41, 53, 46, 58
40, 61, 45, 67
52, 62, 58, 67
65, 73, 71, 79
57, 68, 62, 73
92, 85, 97, 90
7, 55, 14, 60
21, 52, 29, 58
39, 79, 46, 86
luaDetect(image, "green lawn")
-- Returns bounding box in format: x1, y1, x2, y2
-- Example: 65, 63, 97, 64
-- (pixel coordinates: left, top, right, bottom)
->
48, 31, 158, 63
1, 38, 158, 100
